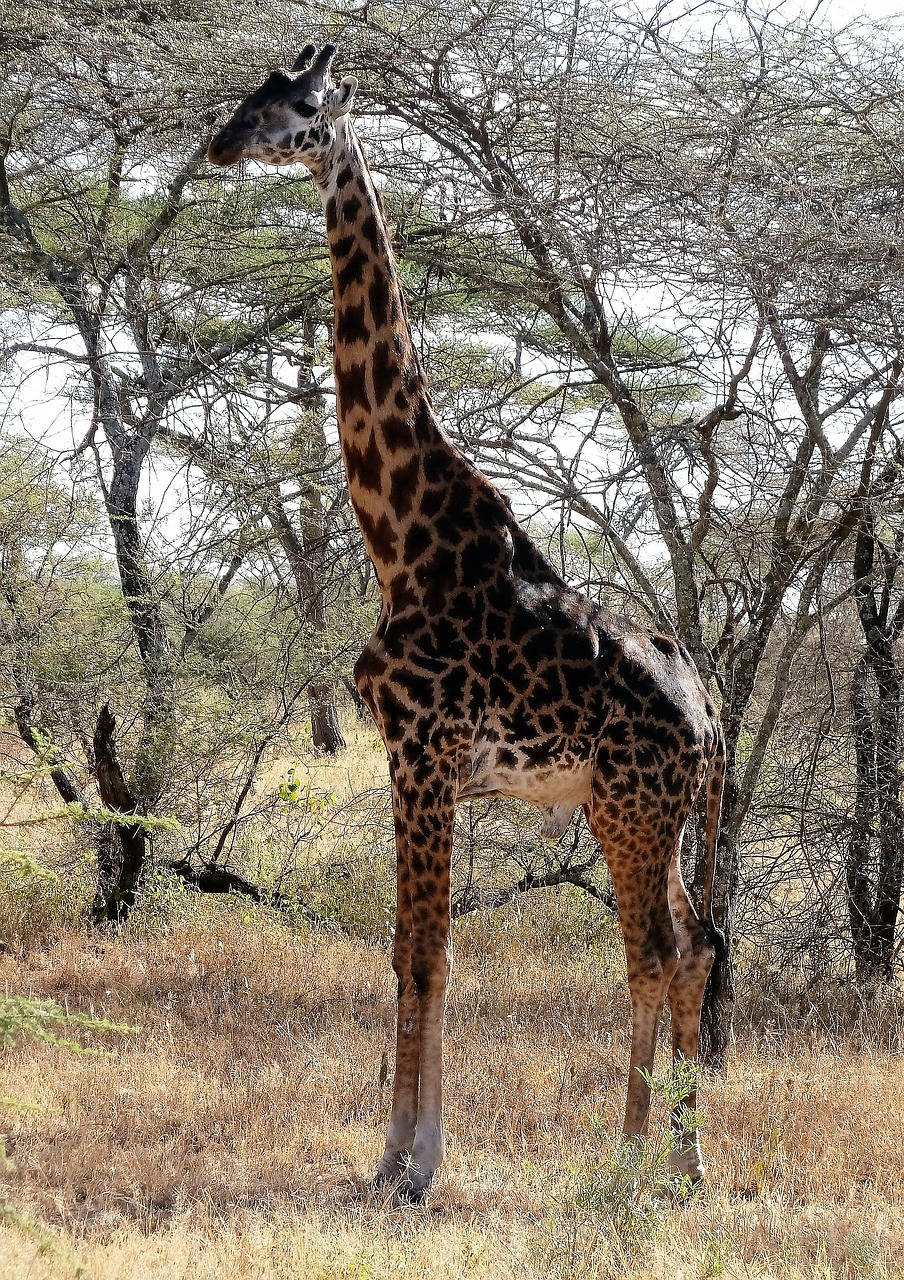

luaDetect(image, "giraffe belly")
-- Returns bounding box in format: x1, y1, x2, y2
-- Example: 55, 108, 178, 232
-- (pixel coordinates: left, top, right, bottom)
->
457, 742, 592, 838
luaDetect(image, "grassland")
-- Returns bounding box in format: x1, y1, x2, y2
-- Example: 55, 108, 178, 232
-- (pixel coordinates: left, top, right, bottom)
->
2, 727, 904, 1279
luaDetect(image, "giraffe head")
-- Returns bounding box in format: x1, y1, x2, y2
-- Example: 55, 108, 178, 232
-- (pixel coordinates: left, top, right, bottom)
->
207, 43, 357, 180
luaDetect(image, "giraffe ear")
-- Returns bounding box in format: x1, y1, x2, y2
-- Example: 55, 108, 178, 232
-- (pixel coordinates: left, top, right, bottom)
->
327, 76, 357, 119
291, 44, 317, 73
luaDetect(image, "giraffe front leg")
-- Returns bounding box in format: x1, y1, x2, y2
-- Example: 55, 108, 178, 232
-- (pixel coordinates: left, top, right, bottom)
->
382, 754, 455, 1204
377, 782, 420, 1185
377, 966, 421, 1184
406, 920, 452, 1200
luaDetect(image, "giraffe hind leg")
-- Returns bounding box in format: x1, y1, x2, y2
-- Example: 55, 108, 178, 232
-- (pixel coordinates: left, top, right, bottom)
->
587, 800, 680, 1147
665, 857, 715, 1182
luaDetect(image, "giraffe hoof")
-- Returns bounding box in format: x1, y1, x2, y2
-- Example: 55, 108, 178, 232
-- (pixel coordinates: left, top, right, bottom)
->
396, 1170, 433, 1206
374, 1150, 409, 1188
372, 1153, 434, 1206
376, 1151, 408, 1176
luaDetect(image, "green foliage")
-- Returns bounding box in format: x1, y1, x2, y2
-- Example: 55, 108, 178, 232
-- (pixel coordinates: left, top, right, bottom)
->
844, 1229, 885, 1280
307, 853, 395, 941
749, 1123, 785, 1196
0, 845, 85, 945
0, 994, 139, 1054
541, 1064, 701, 1278
698, 1228, 734, 1278
129, 862, 200, 931
0, 849, 60, 883
277, 764, 335, 816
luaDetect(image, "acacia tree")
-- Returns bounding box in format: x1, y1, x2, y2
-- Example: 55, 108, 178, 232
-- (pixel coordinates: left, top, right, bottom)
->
0, 3, 365, 917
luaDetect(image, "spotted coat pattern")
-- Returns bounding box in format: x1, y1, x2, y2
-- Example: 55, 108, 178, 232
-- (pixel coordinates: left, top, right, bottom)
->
208, 44, 726, 1202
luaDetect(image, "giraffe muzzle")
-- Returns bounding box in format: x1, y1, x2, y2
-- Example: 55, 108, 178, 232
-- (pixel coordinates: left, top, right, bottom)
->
207, 130, 244, 167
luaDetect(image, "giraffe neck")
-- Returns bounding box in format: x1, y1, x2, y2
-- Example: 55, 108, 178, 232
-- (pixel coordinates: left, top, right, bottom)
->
318, 118, 442, 590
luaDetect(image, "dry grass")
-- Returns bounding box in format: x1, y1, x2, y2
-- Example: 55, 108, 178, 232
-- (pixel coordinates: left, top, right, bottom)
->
2, 722, 904, 1277
261, 716, 389, 803
1, 907, 903, 1280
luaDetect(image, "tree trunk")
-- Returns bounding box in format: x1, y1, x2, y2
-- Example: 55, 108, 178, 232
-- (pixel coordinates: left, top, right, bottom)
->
268, 500, 346, 754
309, 681, 346, 753
91, 703, 147, 926
846, 653, 903, 983
697, 755, 740, 1070
873, 659, 903, 976
846, 471, 904, 985
847, 654, 881, 980
343, 674, 372, 721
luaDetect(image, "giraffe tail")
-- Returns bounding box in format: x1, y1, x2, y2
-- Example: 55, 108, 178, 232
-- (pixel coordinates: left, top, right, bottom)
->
701, 722, 725, 925
700, 722, 729, 1065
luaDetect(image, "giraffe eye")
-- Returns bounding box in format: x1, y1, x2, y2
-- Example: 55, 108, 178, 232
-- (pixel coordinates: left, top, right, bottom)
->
294, 100, 316, 118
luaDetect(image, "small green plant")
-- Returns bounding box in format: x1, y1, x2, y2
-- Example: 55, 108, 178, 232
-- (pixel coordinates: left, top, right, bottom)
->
0, 994, 139, 1053
1, 995, 138, 1271
699, 1227, 734, 1278
131, 861, 197, 930
749, 1122, 785, 1194
844, 1229, 884, 1280
540, 1063, 702, 1278
277, 764, 335, 815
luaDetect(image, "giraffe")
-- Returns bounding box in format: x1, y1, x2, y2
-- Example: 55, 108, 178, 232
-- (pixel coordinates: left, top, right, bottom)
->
208, 44, 726, 1203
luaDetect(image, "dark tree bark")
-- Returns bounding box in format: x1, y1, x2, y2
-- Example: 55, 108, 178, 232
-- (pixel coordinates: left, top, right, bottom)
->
266, 499, 346, 755
309, 684, 346, 752
343, 674, 372, 721
845, 455, 904, 982
452, 862, 615, 918
0, 133, 184, 920
166, 858, 326, 926
91, 704, 147, 925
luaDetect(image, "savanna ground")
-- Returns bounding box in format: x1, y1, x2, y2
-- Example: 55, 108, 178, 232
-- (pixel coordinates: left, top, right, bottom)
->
2, 719, 904, 1280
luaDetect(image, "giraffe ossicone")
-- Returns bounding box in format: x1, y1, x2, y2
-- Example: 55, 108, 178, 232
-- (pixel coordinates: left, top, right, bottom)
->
208, 45, 726, 1204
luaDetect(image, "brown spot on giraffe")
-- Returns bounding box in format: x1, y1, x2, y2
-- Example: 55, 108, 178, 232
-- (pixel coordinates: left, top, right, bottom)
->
334, 359, 371, 417
208, 43, 726, 1204
372, 340, 400, 405
335, 300, 370, 345
389, 456, 421, 519
370, 275, 390, 328
344, 431, 383, 493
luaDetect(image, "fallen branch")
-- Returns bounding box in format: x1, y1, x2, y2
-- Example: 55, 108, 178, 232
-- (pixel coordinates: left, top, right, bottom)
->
452, 865, 616, 918
165, 859, 327, 928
